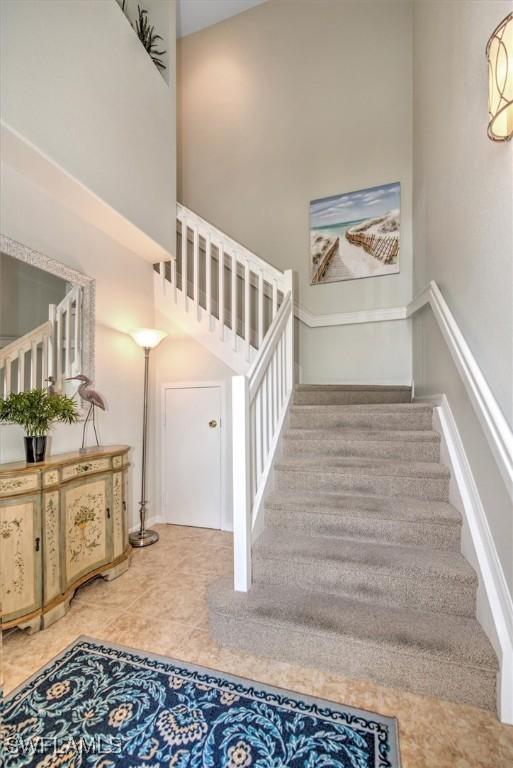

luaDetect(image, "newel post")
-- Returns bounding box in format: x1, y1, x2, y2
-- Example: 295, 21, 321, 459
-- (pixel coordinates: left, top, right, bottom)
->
232, 374, 252, 591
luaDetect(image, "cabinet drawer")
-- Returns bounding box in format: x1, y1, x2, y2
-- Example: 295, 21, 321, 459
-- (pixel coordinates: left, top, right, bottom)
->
0, 473, 39, 497
61, 458, 111, 482
43, 470, 60, 487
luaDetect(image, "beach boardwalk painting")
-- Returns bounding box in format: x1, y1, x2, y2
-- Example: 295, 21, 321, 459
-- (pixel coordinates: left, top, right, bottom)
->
310, 182, 400, 284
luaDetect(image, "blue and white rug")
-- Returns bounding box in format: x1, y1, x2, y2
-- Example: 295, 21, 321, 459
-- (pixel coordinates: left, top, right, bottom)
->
2, 637, 400, 767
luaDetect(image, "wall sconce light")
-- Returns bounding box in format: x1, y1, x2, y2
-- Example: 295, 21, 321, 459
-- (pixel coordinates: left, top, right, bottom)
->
486, 12, 513, 141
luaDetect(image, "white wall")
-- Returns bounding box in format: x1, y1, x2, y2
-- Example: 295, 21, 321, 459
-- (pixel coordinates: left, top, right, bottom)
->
412, 0, 513, 596
177, 0, 413, 384
0, 164, 156, 530
0, 0, 176, 258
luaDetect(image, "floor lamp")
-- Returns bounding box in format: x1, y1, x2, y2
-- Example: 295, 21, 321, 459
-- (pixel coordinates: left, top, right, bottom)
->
128, 327, 167, 547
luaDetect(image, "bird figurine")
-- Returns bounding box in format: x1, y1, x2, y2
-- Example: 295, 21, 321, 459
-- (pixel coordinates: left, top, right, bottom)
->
66, 374, 107, 450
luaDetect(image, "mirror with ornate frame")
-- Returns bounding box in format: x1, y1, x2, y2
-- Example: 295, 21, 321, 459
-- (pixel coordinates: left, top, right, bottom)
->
0, 235, 95, 398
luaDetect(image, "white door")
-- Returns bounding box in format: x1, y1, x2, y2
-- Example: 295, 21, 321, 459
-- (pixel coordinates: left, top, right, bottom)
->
163, 385, 222, 529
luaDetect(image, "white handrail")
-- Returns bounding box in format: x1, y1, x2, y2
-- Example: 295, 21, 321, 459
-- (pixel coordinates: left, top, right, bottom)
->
233, 270, 294, 591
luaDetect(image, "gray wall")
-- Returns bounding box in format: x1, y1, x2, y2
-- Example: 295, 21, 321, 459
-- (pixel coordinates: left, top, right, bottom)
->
177, 0, 414, 384
412, 0, 513, 596
413, 0, 513, 425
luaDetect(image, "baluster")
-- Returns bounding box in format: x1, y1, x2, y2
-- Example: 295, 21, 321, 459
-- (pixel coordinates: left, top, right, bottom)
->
30, 340, 38, 389
17, 349, 24, 393
73, 290, 81, 374
232, 253, 237, 351
262, 369, 269, 459
206, 234, 212, 326
160, 260, 166, 292
272, 279, 278, 322
276, 336, 283, 412
218, 244, 225, 340
56, 310, 62, 386
255, 386, 263, 480
42, 335, 49, 385
244, 260, 251, 362
182, 220, 188, 311
232, 375, 251, 592
48, 304, 56, 383
171, 258, 177, 303
193, 226, 199, 317
65, 297, 72, 378
258, 270, 264, 349
5, 358, 11, 397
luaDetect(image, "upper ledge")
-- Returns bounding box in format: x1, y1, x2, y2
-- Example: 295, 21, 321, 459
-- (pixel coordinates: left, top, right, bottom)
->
0, 121, 172, 265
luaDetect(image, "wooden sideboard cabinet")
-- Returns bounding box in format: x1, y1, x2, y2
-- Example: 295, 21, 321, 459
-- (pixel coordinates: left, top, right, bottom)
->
0, 446, 131, 633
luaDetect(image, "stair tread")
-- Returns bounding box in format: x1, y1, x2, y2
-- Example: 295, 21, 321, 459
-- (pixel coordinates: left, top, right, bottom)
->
294, 384, 412, 392
275, 455, 450, 479
265, 489, 461, 524
291, 403, 431, 412
209, 577, 497, 671
254, 529, 475, 583
284, 428, 440, 443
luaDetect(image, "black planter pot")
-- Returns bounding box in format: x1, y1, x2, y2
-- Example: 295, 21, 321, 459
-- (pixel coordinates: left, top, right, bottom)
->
24, 436, 47, 464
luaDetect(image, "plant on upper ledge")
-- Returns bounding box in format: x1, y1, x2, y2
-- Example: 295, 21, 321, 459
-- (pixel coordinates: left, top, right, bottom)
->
120, 1, 166, 72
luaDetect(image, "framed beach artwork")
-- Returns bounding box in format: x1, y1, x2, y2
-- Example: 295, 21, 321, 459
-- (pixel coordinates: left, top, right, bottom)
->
310, 182, 400, 284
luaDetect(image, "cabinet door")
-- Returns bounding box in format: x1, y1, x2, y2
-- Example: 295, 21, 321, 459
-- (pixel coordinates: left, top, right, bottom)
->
112, 471, 124, 560
43, 490, 61, 604
61, 473, 112, 588
0, 494, 42, 623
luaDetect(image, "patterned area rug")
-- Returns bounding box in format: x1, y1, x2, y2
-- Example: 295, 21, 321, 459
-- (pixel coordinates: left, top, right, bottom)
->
2, 637, 400, 767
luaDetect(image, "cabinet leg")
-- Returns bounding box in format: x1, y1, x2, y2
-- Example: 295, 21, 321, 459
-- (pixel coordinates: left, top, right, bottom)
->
41, 597, 72, 629
17, 616, 42, 635
101, 558, 130, 582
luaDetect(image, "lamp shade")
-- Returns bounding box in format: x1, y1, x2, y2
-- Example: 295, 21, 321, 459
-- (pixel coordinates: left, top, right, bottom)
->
129, 328, 167, 349
486, 12, 513, 141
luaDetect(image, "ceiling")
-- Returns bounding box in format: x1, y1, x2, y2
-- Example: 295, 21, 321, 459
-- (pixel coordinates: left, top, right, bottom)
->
177, 0, 267, 38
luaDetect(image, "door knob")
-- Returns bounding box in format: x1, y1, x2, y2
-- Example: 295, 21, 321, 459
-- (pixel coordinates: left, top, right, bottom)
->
208, 419, 218, 429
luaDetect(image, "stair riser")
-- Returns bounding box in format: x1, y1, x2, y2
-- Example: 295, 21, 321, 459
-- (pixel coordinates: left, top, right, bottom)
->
265, 508, 461, 551
294, 391, 411, 405
283, 437, 440, 462
253, 557, 476, 617
209, 611, 496, 711
290, 411, 433, 431
275, 468, 450, 501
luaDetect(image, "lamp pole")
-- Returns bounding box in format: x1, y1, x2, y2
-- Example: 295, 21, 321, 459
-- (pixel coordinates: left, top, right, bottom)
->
128, 328, 167, 547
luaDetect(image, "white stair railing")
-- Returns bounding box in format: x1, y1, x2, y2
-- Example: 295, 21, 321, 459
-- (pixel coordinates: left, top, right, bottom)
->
155, 204, 288, 369
233, 274, 294, 591
155, 204, 295, 591
0, 286, 82, 397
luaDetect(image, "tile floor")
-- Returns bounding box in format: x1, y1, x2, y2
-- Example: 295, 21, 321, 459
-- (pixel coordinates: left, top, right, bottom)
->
2, 524, 513, 768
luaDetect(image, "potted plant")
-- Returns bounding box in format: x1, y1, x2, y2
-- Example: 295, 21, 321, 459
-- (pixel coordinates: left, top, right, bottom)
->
0, 389, 80, 463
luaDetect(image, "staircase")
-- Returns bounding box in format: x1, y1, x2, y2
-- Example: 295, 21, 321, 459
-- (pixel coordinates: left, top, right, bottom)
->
208, 384, 498, 710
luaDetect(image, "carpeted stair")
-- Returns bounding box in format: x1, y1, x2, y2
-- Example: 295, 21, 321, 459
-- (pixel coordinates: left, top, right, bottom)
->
208, 385, 498, 711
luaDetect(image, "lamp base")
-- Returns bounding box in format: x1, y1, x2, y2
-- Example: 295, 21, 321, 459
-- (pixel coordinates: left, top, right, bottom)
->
129, 529, 160, 548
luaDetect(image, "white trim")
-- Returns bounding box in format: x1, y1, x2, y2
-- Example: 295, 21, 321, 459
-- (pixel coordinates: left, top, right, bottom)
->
422, 395, 513, 725
408, 281, 513, 503
294, 302, 406, 328
129, 515, 163, 534
160, 380, 230, 531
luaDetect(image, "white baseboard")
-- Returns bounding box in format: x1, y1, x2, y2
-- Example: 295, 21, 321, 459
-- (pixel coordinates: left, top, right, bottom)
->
128, 516, 163, 534
421, 394, 513, 725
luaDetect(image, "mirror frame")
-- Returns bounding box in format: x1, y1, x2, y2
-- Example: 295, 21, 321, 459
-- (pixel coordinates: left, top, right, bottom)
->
0, 234, 96, 384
